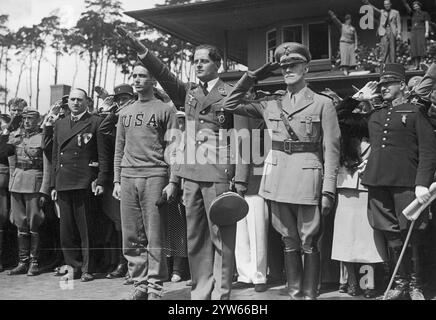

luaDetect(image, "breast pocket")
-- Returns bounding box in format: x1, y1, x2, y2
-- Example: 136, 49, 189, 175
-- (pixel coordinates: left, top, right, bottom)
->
267, 116, 282, 133
299, 115, 321, 140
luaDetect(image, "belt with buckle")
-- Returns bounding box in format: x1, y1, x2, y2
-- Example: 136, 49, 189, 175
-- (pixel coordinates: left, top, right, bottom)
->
271, 140, 321, 154
16, 162, 43, 170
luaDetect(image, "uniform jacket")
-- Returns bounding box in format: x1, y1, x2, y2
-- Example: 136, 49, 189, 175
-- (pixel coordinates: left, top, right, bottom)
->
139, 51, 249, 185
362, 98, 436, 188
0, 134, 13, 189
4, 130, 50, 195
51, 112, 107, 192
223, 73, 341, 205
378, 9, 401, 36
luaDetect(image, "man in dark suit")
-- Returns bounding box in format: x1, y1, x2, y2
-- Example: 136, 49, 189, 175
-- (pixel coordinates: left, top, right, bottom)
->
118, 27, 250, 300
51, 88, 107, 282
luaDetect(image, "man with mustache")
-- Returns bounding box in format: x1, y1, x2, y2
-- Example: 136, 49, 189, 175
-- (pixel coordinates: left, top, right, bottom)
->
222, 42, 341, 300
359, 63, 436, 300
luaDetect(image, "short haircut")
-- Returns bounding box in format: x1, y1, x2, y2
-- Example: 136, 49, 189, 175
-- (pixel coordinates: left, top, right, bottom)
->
132, 61, 155, 79
8, 98, 27, 110
345, 14, 352, 21
194, 44, 222, 68
71, 88, 88, 99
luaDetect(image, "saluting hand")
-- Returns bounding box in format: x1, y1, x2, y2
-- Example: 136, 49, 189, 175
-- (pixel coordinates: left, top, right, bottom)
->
353, 81, 379, 101
250, 62, 280, 81
115, 26, 148, 55
415, 185, 431, 204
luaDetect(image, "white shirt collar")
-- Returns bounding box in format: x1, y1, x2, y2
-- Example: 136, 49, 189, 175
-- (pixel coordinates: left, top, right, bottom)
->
71, 110, 88, 121
200, 77, 219, 91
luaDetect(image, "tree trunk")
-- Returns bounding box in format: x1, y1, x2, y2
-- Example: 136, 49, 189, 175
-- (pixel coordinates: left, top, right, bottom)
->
103, 54, 109, 89
113, 64, 117, 89
36, 48, 44, 110
88, 51, 93, 94
96, 47, 105, 110
72, 54, 79, 88
54, 51, 59, 85
15, 56, 28, 98
91, 50, 99, 100
4, 49, 8, 109
28, 49, 33, 105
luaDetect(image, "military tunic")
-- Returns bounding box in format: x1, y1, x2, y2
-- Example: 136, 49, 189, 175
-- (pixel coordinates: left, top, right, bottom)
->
362, 98, 436, 232
7, 130, 49, 232
223, 73, 341, 252
139, 51, 250, 300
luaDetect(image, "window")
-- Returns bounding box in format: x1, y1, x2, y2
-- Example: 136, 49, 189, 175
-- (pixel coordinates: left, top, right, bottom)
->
266, 29, 277, 63
282, 25, 303, 43
308, 22, 330, 60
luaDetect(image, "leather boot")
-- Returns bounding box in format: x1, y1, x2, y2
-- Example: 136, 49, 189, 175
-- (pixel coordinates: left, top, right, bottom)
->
107, 231, 127, 279
8, 233, 30, 275
283, 250, 303, 300
27, 233, 41, 276
302, 251, 320, 300
409, 245, 425, 300
384, 246, 410, 300
0, 230, 4, 272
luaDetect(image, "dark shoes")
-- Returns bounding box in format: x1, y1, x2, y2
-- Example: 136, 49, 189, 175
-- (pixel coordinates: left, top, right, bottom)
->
81, 272, 94, 282
106, 263, 128, 279
254, 283, 268, 293
363, 288, 377, 299
148, 292, 162, 300
27, 261, 40, 276
409, 288, 425, 300
8, 262, 29, 275
338, 283, 348, 293
347, 284, 362, 297
124, 287, 148, 300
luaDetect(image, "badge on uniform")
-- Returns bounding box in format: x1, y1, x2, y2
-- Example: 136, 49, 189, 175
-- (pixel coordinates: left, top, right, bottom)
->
77, 135, 82, 147
401, 114, 407, 126
82, 133, 93, 144
218, 87, 227, 96
187, 94, 196, 107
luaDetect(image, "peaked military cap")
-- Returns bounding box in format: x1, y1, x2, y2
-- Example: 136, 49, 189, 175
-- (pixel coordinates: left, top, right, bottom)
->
209, 191, 249, 226
274, 42, 311, 66
22, 107, 40, 118
114, 84, 134, 97
378, 63, 406, 86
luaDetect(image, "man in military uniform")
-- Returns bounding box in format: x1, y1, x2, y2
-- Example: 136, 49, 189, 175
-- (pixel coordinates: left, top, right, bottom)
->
0, 114, 12, 272
117, 26, 249, 300
0, 108, 50, 276
360, 64, 436, 300
222, 42, 341, 300
51, 88, 107, 282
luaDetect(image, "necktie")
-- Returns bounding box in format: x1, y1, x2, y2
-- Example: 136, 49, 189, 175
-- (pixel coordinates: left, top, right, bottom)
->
201, 82, 209, 96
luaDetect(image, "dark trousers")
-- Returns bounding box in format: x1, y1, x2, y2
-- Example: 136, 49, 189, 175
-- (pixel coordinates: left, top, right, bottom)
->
381, 27, 396, 64
0, 188, 8, 230
183, 179, 236, 300
58, 189, 91, 273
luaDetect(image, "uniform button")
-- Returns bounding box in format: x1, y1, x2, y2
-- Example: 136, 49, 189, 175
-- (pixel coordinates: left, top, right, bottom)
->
382, 137, 387, 141
60, 164, 64, 167
386, 118, 391, 121
220, 108, 224, 111
200, 120, 204, 124
384, 124, 388, 127
60, 152, 64, 155
74, 152, 78, 155
197, 141, 202, 145
201, 111, 206, 115
225, 169, 229, 173
384, 130, 388, 134
382, 145, 386, 148
387, 112, 391, 115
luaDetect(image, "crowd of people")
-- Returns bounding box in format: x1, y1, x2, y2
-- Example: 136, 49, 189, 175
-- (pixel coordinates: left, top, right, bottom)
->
330, 0, 432, 75
1, 19, 436, 301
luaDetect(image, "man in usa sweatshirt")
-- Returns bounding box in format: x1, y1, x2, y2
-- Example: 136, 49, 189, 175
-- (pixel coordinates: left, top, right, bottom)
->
113, 60, 178, 300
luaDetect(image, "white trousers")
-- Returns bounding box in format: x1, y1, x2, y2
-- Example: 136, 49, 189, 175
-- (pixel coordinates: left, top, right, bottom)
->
235, 195, 268, 284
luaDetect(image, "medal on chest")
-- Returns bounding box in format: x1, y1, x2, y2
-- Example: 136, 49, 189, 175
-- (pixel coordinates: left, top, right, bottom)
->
401, 114, 407, 126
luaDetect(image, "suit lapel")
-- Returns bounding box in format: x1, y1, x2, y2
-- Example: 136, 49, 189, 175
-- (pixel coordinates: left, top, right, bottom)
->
60, 112, 92, 148
200, 79, 226, 111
